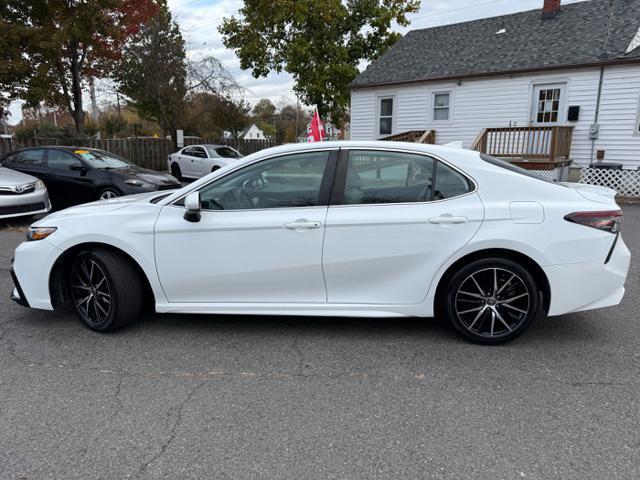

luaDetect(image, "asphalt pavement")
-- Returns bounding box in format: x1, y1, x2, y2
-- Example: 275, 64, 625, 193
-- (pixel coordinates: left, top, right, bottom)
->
0, 207, 639, 479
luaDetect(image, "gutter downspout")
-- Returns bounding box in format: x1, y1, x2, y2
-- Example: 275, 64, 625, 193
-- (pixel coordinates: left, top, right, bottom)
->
590, 65, 605, 164
590, 0, 615, 164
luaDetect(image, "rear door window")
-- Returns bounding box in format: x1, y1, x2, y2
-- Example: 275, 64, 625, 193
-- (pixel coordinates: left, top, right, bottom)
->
340, 149, 472, 205
342, 150, 435, 204
6, 149, 45, 166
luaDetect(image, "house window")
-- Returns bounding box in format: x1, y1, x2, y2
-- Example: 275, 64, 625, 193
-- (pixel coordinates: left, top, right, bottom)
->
378, 97, 394, 135
433, 93, 450, 121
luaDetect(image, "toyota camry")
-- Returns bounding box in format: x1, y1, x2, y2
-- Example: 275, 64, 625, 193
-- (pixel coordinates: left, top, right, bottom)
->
9, 142, 630, 344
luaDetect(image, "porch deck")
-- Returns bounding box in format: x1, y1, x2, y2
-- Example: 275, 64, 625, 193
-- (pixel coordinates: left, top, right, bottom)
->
471, 126, 574, 170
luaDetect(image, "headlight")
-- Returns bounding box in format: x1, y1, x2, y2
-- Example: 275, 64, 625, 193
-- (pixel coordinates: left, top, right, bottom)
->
26, 226, 57, 241
35, 180, 46, 190
125, 179, 155, 189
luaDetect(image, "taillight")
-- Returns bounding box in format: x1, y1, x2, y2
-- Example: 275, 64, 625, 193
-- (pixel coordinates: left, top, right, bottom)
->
564, 210, 623, 233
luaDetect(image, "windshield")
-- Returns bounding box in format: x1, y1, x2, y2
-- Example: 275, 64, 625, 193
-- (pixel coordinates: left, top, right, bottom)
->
479, 153, 558, 184
207, 146, 242, 159
74, 149, 133, 169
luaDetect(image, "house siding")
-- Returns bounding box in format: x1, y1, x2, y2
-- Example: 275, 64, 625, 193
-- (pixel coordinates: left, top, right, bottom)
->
350, 65, 640, 168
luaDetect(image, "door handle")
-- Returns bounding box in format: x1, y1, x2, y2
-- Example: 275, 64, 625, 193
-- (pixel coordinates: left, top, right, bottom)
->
283, 220, 321, 230
428, 215, 468, 224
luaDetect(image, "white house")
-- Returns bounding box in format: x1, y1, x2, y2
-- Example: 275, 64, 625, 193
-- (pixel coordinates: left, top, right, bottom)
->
350, 0, 640, 171
239, 123, 267, 140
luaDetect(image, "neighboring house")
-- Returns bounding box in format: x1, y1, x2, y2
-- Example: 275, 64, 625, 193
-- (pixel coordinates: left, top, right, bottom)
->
350, 0, 640, 169
239, 123, 267, 140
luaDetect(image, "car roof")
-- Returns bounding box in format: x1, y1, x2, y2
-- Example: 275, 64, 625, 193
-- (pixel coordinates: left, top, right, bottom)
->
185, 144, 226, 148
12, 145, 103, 153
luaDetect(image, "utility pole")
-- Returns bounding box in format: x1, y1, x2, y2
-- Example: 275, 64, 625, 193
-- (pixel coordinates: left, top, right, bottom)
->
295, 96, 299, 140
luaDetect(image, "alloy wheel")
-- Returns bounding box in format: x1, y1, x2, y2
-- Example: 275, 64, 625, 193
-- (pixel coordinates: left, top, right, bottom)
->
100, 190, 119, 200
454, 267, 531, 339
71, 258, 112, 328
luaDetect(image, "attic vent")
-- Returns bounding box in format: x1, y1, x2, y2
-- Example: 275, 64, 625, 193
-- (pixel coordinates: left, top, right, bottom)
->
627, 26, 640, 53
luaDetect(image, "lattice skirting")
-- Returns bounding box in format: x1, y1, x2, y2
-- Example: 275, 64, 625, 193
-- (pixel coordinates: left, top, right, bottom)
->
529, 169, 560, 181
579, 168, 640, 197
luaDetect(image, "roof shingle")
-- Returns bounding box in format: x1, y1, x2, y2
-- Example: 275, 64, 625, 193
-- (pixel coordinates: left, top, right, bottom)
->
351, 0, 640, 88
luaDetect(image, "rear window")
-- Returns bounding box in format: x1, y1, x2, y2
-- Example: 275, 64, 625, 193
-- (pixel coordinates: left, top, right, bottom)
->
209, 146, 242, 159
479, 153, 554, 183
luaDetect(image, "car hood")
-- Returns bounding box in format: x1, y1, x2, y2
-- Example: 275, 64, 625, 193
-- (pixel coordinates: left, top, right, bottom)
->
33, 191, 165, 225
110, 166, 180, 186
0, 166, 37, 187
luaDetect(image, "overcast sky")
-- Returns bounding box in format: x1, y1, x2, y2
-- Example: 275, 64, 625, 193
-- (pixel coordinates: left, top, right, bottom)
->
7, 0, 589, 124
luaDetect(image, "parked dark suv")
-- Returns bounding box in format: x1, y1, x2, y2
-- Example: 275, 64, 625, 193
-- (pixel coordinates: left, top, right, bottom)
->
1, 146, 180, 208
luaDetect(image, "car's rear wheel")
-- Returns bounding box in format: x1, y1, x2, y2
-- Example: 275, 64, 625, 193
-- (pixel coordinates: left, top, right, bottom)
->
69, 249, 143, 332
443, 258, 540, 344
171, 162, 183, 181
98, 188, 120, 200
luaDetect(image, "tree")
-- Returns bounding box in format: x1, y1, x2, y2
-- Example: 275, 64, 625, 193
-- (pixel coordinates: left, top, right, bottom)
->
0, 0, 158, 135
252, 99, 277, 138
275, 103, 308, 143
100, 113, 128, 138
219, 0, 419, 124
115, 1, 187, 138
115, 4, 245, 145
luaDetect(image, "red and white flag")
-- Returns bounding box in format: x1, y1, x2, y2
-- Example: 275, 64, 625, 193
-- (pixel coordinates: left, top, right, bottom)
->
307, 107, 326, 143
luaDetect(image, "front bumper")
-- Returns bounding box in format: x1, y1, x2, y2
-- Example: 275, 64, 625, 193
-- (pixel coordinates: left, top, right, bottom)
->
10, 259, 29, 307
544, 235, 631, 316
10, 238, 61, 311
0, 188, 51, 219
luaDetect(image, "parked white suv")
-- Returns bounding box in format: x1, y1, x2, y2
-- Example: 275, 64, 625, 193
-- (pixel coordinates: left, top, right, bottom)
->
168, 144, 242, 180
0, 166, 51, 219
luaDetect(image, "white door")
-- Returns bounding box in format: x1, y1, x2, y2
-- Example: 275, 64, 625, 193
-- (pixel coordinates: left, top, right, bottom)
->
531, 83, 566, 125
188, 146, 208, 178
178, 147, 197, 178
154, 150, 335, 303
322, 149, 484, 305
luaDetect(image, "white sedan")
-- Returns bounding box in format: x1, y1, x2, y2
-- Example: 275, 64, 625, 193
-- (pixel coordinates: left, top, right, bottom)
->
168, 144, 242, 180
11, 141, 630, 344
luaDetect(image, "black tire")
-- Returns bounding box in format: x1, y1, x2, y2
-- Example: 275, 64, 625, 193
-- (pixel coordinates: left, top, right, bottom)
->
97, 187, 121, 200
443, 257, 540, 345
171, 162, 183, 181
211, 165, 220, 173
69, 248, 143, 332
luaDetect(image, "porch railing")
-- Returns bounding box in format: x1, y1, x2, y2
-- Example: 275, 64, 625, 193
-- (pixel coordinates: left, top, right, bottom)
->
380, 130, 435, 144
470, 126, 573, 162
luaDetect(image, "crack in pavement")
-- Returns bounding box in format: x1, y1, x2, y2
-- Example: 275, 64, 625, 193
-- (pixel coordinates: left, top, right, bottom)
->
135, 380, 207, 479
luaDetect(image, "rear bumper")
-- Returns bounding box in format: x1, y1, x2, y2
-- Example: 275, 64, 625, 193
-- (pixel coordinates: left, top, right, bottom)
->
544, 235, 631, 316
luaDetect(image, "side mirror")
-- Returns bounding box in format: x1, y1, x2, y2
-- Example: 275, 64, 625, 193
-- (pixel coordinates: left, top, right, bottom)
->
183, 191, 201, 222
70, 164, 87, 174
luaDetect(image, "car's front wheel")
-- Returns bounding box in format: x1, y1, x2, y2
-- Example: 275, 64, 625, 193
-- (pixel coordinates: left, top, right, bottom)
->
69, 249, 143, 332
443, 258, 541, 344
171, 162, 183, 181
98, 188, 121, 200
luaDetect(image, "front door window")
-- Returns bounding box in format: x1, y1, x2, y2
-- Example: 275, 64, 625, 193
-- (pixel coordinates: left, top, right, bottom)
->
532, 84, 565, 125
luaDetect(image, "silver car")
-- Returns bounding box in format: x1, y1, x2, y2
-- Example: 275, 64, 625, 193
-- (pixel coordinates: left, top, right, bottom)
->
0, 167, 51, 219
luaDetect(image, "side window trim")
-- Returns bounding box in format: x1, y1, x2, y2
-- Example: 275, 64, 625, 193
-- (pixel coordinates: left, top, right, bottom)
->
330, 148, 474, 206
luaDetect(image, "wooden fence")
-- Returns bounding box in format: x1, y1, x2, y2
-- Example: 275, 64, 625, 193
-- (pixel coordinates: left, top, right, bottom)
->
0, 137, 279, 171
